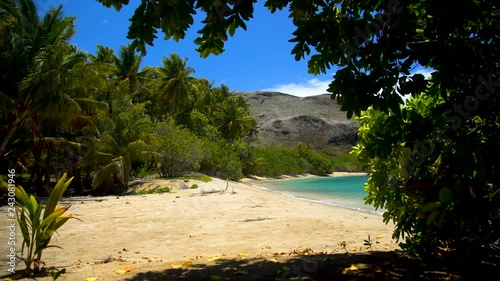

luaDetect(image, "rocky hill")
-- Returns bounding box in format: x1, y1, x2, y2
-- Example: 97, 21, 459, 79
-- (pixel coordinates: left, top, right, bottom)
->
238, 91, 359, 154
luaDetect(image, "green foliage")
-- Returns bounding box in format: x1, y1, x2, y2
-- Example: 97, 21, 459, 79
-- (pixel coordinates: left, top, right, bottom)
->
246, 144, 362, 177
92, 0, 498, 261
136, 187, 171, 195
1, 1, 260, 196
200, 141, 244, 180
246, 145, 305, 177
154, 120, 208, 178
175, 174, 212, 183
90, 92, 159, 192
295, 143, 333, 175
354, 94, 500, 257
191, 184, 199, 189
13, 173, 77, 276
330, 153, 366, 172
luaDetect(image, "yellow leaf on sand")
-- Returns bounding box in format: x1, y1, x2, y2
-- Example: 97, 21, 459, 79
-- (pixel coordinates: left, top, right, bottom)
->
85, 278, 98, 281
122, 265, 133, 272
269, 258, 279, 263
211, 275, 223, 281
376, 235, 383, 239
206, 255, 223, 262
114, 269, 127, 274
342, 264, 359, 274
348, 265, 359, 270
170, 260, 193, 269
238, 253, 249, 259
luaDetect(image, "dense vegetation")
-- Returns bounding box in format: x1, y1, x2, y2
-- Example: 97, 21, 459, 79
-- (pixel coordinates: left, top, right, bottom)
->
95, 0, 499, 264
2, 0, 498, 271
0, 0, 357, 197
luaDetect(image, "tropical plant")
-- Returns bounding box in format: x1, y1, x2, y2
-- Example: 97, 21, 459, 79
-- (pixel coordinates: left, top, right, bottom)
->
14, 173, 77, 276
0, 1, 90, 159
156, 53, 198, 115
0, 1, 106, 194
153, 119, 208, 178
295, 143, 333, 175
215, 95, 256, 143
96, 0, 500, 259
90, 95, 159, 192
353, 94, 500, 257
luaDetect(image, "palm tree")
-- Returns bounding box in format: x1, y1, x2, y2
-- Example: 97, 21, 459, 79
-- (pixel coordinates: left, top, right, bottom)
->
216, 95, 256, 143
88, 44, 143, 113
156, 53, 198, 115
0, 1, 102, 192
87, 84, 159, 193
0, 1, 91, 156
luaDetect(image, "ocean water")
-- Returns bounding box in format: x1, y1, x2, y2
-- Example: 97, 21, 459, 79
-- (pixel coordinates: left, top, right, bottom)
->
254, 175, 384, 215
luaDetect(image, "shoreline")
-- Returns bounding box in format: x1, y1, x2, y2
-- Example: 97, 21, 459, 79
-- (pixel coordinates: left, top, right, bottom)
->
242, 172, 381, 216
241, 171, 369, 182
0, 173, 397, 280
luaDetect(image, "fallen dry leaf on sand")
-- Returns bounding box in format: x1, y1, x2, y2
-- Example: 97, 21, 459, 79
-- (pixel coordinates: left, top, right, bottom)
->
114, 269, 127, 274
114, 265, 134, 274
206, 255, 223, 262
342, 264, 359, 274
238, 252, 249, 259
122, 265, 134, 272
169, 260, 193, 269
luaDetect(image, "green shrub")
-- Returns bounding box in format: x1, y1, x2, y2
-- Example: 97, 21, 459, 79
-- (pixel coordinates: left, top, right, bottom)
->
248, 145, 305, 177
190, 184, 199, 189
154, 121, 208, 178
330, 153, 366, 172
136, 187, 171, 194
200, 141, 243, 180
295, 143, 334, 175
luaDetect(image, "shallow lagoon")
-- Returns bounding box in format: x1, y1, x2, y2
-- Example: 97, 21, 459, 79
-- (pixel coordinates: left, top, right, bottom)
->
255, 175, 385, 215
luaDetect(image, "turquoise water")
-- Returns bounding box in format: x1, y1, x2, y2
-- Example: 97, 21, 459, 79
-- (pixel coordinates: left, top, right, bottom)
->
254, 176, 384, 215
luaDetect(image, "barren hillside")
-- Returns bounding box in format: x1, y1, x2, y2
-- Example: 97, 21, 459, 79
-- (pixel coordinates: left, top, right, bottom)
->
238, 91, 359, 153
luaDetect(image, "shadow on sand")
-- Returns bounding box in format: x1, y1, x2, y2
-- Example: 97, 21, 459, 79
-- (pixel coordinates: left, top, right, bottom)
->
122, 251, 498, 281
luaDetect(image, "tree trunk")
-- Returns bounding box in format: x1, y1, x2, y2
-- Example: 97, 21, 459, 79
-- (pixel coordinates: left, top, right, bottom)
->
0, 117, 21, 160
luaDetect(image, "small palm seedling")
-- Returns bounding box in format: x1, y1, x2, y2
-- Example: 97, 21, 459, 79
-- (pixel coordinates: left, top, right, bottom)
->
15, 173, 78, 276
364, 235, 373, 252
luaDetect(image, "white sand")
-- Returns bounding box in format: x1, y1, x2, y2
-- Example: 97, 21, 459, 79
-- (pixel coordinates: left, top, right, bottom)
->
0, 175, 397, 280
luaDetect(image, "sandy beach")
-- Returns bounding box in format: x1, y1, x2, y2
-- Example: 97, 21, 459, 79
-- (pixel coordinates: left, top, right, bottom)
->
1, 174, 398, 280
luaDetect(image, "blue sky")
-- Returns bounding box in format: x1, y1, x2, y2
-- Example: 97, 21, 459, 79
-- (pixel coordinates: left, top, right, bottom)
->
35, 0, 335, 97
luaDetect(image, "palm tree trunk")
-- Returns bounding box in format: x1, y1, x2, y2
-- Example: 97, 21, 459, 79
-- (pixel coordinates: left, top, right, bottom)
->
0, 117, 21, 159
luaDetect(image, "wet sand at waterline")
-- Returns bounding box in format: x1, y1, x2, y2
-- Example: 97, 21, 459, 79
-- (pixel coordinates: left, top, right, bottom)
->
0, 174, 397, 280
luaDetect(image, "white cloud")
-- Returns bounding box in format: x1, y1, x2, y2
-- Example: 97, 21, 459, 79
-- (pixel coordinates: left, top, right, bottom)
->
262, 78, 331, 97
262, 68, 433, 98
102, 20, 109, 24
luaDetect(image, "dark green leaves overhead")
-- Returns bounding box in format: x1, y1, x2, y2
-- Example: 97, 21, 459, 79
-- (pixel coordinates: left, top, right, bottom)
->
98, 0, 257, 58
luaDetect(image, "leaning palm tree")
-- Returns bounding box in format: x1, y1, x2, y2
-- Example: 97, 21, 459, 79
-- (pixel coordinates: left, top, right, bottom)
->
87, 84, 160, 192
0, 0, 92, 160
0, 1, 107, 195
